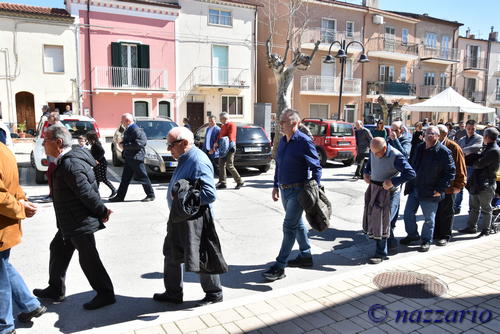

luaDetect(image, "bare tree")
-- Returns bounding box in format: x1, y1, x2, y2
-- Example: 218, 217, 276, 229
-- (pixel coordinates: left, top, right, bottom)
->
260, 0, 320, 149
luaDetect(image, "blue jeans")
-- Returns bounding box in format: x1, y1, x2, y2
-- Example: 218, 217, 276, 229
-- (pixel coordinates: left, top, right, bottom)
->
275, 187, 311, 269
403, 189, 440, 243
375, 189, 401, 257
454, 166, 474, 211
0, 249, 41, 334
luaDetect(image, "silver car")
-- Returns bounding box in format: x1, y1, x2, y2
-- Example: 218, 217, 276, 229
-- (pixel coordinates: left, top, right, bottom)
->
111, 118, 178, 175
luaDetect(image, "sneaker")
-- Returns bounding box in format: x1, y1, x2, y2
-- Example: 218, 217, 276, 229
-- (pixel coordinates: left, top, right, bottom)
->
419, 242, 431, 252
435, 239, 448, 246
83, 294, 116, 310
195, 295, 223, 307
262, 265, 285, 282
141, 196, 155, 202
368, 257, 385, 265
399, 236, 420, 245
287, 255, 313, 268
458, 227, 477, 234
17, 305, 47, 323
33, 287, 65, 302
216, 183, 227, 189
476, 229, 490, 238
153, 292, 183, 304
235, 182, 245, 190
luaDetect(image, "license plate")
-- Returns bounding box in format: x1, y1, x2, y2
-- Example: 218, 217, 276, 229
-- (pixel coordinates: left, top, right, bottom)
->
244, 146, 262, 152
338, 141, 350, 146
168, 161, 178, 167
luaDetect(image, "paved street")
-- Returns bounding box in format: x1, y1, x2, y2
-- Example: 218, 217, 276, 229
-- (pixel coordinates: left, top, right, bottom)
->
9, 141, 495, 334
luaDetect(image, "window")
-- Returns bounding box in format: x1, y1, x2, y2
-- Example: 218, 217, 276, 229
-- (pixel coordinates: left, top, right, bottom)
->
346, 21, 354, 38
384, 26, 396, 51
401, 28, 409, 45
309, 104, 329, 119
379, 65, 394, 82
467, 45, 480, 67
424, 72, 435, 86
222, 96, 243, 115
425, 33, 437, 48
321, 19, 336, 43
43, 45, 64, 73
400, 67, 407, 83
159, 101, 171, 118
134, 101, 149, 117
330, 123, 353, 136
345, 59, 353, 79
110, 42, 150, 87
439, 73, 447, 88
496, 79, 500, 101
304, 122, 327, 135
209, 9, 232, 26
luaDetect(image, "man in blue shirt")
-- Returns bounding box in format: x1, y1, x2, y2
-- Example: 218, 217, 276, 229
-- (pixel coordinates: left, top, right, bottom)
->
262, 109, 322, 282
203, 115, 220, 176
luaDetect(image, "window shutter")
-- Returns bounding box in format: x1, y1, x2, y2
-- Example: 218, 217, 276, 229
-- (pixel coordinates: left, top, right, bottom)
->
138, 44, 150, 69
111, 42, 122, 67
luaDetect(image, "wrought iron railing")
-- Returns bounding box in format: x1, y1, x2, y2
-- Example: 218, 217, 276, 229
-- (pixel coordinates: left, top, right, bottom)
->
94, 66, 168, 90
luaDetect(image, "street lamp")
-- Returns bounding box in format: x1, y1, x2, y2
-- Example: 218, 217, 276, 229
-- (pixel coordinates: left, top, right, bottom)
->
324, 40, 369, 120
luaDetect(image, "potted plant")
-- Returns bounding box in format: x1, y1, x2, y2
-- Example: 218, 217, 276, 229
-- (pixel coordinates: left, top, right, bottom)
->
17, 121, 27, 138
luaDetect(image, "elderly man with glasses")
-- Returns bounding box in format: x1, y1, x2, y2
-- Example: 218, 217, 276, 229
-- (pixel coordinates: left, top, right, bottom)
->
401, 126, 456, 252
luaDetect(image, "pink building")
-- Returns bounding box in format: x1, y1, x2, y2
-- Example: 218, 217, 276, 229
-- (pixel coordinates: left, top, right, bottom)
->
66, 0, 179, 139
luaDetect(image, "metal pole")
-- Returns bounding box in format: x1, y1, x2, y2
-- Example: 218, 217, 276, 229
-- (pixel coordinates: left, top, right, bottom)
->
337, 40, 346, 120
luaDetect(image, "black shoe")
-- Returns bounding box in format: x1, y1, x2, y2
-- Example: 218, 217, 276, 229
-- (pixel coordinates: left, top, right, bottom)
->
235, 182, 245, 190
33, 287, 65, 302
458, 227, 477, 234
388, 244, 398, 255
141, 196, 155, 202
17, 305, 47, 323
287, 255, 313, 268
419, 242, 431, 252
399, 236, 420, 245
83, 294, 116, 310
196, 296, 223, 307
435, 239, 448, 246
453, 208, 461, 215
477, 229, 490, 238
108, 196, 124, 203
216, 183, 227, 189
262, 265, 285, 282
109, 190, 117, 198
153, 292, 183, 304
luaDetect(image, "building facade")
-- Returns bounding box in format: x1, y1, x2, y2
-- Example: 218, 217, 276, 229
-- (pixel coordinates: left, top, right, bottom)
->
486, 35, 500, 121
0, 3, 76, 133
66, 0, 179, 138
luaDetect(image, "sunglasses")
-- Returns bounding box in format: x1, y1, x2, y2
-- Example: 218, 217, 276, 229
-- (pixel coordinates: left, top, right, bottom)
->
167, 139, 184, 150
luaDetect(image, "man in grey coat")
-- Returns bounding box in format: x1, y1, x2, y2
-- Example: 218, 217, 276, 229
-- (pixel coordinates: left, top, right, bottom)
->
354, 120, 373, 178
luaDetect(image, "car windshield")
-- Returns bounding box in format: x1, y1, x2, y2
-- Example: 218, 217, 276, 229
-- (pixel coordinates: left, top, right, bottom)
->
237, 127, 268, 143
330, 123, 353, 136
61, 120, 95, 138
136, 121, 176, 140
303, 122, 327, 136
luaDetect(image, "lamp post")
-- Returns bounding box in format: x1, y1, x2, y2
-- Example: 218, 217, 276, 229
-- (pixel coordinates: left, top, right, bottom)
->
324, 39, 369, 120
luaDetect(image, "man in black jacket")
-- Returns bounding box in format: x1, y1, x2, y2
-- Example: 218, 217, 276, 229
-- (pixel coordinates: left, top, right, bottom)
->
110, 113, 155, 202
354, 120, 373, 179
33, 125, 115, 310
460, 127, 500, 237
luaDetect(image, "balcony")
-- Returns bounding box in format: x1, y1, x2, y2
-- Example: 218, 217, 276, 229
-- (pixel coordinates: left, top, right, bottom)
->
464, 56, 487, 71
367, 81, 417, 99
93, 66, 168, 92
300, 76, 362, 96
189, 66, 250, 89
419, 85, 455, 98
463, 89, 485, 102
420, 46, 459, 64
366, 37, 419, 62
301, 29, 363, 51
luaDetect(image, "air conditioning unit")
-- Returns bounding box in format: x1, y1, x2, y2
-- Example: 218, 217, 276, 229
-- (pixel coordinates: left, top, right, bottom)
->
373, 14, 384, 25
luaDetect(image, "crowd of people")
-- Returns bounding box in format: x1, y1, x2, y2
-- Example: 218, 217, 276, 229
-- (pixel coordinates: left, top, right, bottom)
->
1, 108, 500, 333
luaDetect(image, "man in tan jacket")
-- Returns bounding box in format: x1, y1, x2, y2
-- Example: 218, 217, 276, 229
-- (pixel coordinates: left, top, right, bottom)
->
0, 143, 46, 334
434, 124, 467, 246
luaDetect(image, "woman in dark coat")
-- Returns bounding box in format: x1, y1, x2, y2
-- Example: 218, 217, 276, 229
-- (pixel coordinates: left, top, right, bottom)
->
87, 131, 116, 197
411, 121, 424, 156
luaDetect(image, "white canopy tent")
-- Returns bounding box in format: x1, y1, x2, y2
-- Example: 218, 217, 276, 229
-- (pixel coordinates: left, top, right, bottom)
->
401, 87, 495, 114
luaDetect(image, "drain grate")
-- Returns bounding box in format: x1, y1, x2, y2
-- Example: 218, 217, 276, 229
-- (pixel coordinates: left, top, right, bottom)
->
373, 271, 448, 299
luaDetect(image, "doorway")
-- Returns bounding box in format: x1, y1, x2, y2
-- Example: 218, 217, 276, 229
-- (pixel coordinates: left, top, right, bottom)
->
187, 102, 205, 131
15, 91, 36, 132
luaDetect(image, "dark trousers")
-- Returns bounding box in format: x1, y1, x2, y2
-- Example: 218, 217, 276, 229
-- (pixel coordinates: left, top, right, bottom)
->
355, 153, 369, 177
116, 158, 154, 199
47, 231, 114, 297
434, 193, 456, 241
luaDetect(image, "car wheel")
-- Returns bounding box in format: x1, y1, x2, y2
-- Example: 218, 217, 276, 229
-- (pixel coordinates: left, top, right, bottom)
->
35, 169, 46, 184
258, 164, 271, 173
343, 158, 354, 166
30, 151, 35, 168
317, 148, 327, 167
112, 145, 123, 167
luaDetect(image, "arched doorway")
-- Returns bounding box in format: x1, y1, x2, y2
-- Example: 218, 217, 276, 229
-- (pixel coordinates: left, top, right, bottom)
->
15, 92, 36, 132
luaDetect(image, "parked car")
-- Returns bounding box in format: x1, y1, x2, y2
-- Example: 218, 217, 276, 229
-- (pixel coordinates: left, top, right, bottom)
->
111, 118, 178, 175
31, 114, 100, 184
194, 123, 272, 173
302, 118, 356, 167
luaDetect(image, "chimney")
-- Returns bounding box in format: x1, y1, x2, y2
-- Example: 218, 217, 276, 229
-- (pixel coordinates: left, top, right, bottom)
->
489, 26, 498, 42
362, 0, 379, 8
466, 27, 471, 38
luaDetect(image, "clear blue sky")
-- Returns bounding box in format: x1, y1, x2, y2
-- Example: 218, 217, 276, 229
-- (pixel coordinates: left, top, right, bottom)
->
4, 0, 500, 40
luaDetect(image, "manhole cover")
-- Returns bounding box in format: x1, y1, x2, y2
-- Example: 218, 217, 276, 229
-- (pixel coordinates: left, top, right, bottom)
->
373, 271, 447, 298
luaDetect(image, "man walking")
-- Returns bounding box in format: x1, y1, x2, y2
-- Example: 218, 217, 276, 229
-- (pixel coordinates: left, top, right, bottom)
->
363, 138, 415, 264
33, 125, 115, 310
434, 125, 467, 246
1, 143, 46, 334
214, 112, 244, 190
204, 115, 220, 175
454, 119, 483, 214
110, 113, 155, 202
459, 127, 500, 237
154, 127, 224, 306
454, 121, 466, 142
262, 109, 322, 281
354, 120, 373, 179
402, 126, 455, 252
388, 121, 411, 158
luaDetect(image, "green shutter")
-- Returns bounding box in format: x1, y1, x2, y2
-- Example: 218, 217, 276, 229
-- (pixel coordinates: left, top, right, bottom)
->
138, 44, 150, 69
111, 42, 122, 67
